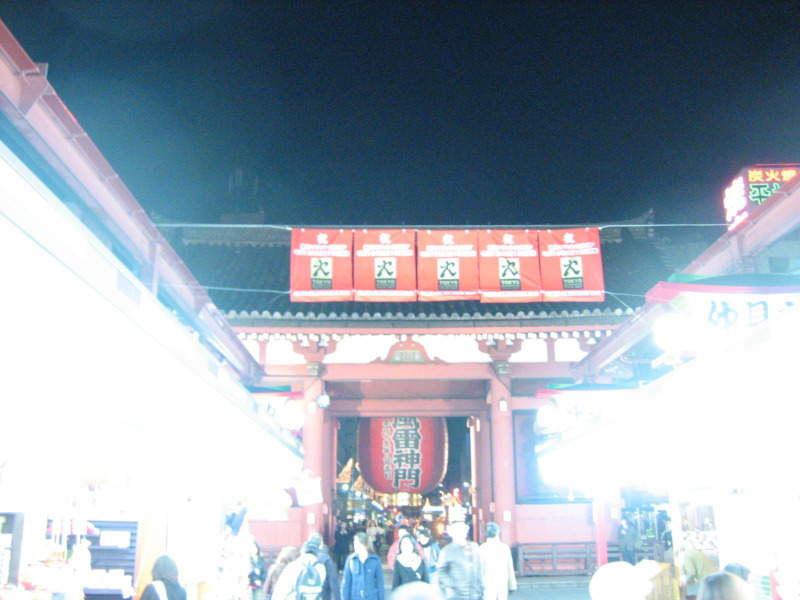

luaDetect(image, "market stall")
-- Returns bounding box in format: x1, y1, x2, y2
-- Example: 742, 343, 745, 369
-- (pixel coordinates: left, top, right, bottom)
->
537, 300, 800, 599
0, 116, 303, 600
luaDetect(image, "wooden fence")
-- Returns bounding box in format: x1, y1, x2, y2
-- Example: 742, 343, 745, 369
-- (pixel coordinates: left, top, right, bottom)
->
515, 539, 664, 576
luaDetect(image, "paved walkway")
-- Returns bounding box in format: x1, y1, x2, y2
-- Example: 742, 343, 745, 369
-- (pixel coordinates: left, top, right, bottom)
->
516, 576, 591, 600
381, 569, 592, 600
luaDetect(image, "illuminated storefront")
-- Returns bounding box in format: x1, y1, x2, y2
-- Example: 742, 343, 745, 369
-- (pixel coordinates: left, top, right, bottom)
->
0, 21, 302, 600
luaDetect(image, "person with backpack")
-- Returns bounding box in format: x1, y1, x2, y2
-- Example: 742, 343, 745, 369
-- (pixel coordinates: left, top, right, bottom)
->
271, 540, 328, 600
139, 555, 187, 600
303, 533, 340, 600
341, 532, 384, 600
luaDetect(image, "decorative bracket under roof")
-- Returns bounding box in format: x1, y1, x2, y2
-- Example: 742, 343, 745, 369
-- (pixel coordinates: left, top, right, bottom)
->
376, 338, 442, 364
477, 338, 523, 362
478, 338, 522, 380
292, 339, 338, 376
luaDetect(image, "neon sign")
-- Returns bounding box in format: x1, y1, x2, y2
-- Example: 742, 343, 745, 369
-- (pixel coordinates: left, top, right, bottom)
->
724, 165, 800, 230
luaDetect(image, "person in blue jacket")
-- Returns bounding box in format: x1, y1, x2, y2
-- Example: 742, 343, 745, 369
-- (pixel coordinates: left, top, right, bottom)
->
341, 531, 384, 600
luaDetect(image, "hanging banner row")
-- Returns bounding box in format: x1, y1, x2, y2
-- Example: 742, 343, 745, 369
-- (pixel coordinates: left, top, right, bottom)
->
290, 227, 605, 303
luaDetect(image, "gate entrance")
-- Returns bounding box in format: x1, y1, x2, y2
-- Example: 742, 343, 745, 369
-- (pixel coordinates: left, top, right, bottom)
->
334, 416, 476, 547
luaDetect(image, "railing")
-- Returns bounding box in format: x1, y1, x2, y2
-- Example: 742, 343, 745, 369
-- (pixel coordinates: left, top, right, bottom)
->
515, 539, 664, 576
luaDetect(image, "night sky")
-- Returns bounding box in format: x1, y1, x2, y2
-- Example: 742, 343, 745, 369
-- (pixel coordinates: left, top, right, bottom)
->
3, 2, 800, 227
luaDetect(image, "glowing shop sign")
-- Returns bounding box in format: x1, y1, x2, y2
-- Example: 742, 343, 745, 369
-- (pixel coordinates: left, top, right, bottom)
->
647, 280, 800, 352
724, 165, 800, 230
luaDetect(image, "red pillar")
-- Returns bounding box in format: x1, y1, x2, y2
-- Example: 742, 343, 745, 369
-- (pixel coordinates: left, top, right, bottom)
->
329, 417, 340, 535
321, 414, 335, 542
472, 415, 493, 540
302, 377, 325, 541
489, 374, 517, 546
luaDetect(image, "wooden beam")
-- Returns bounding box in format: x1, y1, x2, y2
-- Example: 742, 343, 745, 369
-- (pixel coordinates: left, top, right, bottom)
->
259, 361, 573, 386
262, 365, 309, 379
328, 398, 488, 417
509, 362, 574, 379
321, 362, 495, 381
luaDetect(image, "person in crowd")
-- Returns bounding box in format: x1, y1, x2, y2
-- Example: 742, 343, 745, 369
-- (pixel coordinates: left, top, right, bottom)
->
697, 571, 752, 600
723, 563, 751, 582
660, 517, 673, 550
250, 542, 269, 600
334, 521, 352, 571
416, 528, 440, 577
271, 540, 327, 600
684, 544, 716, 594
393, 534, 429, 589
341, 532, 384, 600
478, 522, 516, 600
140, 555, 187, 600
658, 516, 674, 562
618, 517, 643, 565
434, 519, 482, 600
387, 526, 423, 570
265, 546, 299, 600
386, 526, 395, 549
390, 582, 443, 600
307, 533, 341, 600
366, 519, 384, 554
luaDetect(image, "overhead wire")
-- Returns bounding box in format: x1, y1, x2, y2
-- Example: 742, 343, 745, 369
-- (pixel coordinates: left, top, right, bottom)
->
156, 221, 721, 310
156, 222, 728, 230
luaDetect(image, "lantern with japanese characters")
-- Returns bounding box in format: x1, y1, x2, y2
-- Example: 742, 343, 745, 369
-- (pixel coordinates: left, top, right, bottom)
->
357, 417, 448, 494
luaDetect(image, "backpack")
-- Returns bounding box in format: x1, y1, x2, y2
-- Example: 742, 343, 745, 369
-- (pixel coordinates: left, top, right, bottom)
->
295, 557, 325, 600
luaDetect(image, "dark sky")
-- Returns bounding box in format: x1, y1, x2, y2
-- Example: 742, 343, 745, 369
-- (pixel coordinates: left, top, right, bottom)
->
3, 2, 800, 227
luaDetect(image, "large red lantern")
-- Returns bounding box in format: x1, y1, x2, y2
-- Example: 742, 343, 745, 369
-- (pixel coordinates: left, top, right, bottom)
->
357, 417, 448, 494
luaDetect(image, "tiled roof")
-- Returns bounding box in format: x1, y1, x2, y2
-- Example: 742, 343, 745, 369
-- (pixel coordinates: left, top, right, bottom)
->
165, 226, 677, 325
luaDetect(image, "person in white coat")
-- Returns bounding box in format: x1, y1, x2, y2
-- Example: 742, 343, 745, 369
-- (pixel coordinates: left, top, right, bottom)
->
478, 523, 517, 600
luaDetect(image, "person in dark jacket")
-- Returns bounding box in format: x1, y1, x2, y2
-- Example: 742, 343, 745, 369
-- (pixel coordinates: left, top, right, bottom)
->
387, 526, 424, 570
392, 535, 429, 589
341, 532, 384, 600
618, 518, 642, 565
435, 520, 482, 600
334, 521, 352, 571
307, 533, 341, 600
416, 528, 440, 577
140, 555, 187, 600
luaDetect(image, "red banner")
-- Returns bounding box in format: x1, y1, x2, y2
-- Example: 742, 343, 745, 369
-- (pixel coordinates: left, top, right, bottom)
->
539, 227, 605, 301
353, 229, 417, 301
357, 417, 448, 494
416, 229, 479, 301
478, 229, 542, 302
290, 228, 353, 301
